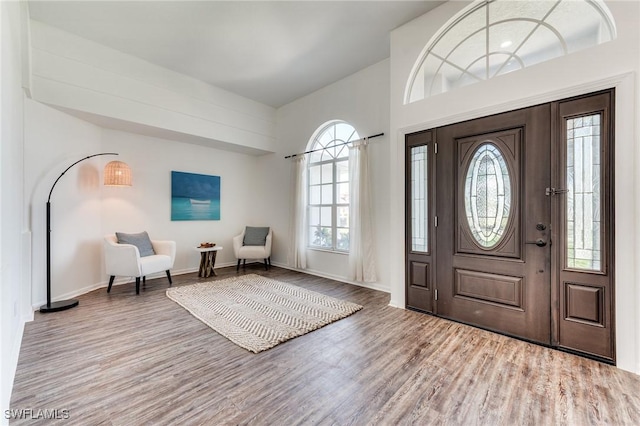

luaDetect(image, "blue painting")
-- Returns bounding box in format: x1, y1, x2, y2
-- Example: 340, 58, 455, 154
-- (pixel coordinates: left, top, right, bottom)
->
171, 171, 220, 221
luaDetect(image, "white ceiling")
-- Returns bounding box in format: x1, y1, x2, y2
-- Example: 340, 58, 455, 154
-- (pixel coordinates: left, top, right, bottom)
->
28, 1, 444, 108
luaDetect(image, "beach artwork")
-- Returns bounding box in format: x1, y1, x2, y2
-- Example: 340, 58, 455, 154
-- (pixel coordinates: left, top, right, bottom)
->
171, 171, 221, 221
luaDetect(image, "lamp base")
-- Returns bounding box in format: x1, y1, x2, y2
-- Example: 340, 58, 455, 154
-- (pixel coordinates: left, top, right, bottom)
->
39, 299, 79, 313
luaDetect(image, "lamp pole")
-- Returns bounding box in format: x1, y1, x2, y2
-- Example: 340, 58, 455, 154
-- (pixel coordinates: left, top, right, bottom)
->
40, 152, 118, 313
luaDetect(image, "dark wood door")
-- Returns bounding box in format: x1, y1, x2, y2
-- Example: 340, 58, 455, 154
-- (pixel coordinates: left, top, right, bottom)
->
552, 90, 615, 361
406, 91, 615, 361
435, 105, 552, 344
405, 130, 436, 313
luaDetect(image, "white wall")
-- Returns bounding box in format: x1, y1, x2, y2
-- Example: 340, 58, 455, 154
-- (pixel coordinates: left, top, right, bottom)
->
29, 20, 277, 155
100, 128, 261, 279
21, 15, 286, 306
389, 0, 640, 373
0, 1, 28, 420
261, 59, 391, 292
24, 100, 263, 306
25, 99, 103, 306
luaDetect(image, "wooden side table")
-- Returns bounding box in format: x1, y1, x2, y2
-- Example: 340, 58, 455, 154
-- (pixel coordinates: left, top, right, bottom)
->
196, 246, 223, 278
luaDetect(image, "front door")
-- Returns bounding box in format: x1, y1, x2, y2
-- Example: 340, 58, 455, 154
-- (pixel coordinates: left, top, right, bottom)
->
435, 105, 552, 344
405, 91, 615, 360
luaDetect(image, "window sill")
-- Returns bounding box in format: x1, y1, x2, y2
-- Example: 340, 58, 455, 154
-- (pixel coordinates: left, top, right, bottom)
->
307, 247, 349, 256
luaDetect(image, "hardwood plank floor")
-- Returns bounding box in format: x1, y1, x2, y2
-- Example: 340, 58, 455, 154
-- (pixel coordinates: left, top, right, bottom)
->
10, 267, 640, 425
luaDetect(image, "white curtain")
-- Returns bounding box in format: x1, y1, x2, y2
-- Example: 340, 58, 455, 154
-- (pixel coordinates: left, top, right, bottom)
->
348, 139, 377, 282
289, 155, 307, 269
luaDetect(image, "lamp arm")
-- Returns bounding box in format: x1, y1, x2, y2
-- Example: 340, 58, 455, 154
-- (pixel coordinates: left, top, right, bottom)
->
41, 151, 118, 312
47, 152, 118, 203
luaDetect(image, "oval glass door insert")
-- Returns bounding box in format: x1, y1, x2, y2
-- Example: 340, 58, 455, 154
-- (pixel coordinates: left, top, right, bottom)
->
464, 143, 512, 248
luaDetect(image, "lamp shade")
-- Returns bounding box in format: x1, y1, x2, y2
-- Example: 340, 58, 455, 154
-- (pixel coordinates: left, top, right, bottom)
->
104, 160, 132, 186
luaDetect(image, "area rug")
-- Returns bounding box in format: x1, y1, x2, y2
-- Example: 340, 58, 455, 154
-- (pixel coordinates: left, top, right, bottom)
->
166, 274, 363, 353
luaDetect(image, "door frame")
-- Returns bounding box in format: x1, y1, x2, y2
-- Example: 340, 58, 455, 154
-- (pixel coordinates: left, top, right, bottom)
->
396, 73, 634, 367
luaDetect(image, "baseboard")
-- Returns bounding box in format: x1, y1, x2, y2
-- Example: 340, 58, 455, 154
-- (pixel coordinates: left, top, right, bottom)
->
388, 299, 404, 309
1, 317, 25, 424
30, 259, 393, 310
270, 261, 391, 293
31, 262, 240, 310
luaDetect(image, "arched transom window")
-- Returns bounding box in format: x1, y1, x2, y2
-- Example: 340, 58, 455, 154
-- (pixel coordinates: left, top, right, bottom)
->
405, 0, 616, 103
307, 121, 360, 252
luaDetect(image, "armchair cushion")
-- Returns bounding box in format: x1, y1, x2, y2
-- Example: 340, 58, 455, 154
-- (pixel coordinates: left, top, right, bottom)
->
116, 231, 156, 257
243, 226, 270, 246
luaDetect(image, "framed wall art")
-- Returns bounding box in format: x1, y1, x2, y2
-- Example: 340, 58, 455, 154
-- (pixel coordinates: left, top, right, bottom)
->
171, 171, 221, 221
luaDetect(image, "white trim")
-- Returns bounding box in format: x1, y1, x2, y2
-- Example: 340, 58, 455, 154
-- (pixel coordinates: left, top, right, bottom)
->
30, 261, 239, 310
400, 72, 633, 134
1, 319, 25, 425
19, 0, 32, 98
271, 261, 391, 294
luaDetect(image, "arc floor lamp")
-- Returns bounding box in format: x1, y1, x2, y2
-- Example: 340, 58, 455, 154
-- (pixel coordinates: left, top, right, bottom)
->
40, 153, 132, 313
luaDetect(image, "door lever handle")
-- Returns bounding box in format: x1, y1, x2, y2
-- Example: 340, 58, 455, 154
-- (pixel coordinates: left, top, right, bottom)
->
525, 239, 547, 247
546, 187, 570, 196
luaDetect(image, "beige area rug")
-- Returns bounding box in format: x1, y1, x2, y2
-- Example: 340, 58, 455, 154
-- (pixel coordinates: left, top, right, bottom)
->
166, 274, 363, 353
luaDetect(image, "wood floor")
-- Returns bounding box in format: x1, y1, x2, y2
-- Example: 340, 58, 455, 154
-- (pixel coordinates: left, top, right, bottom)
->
10, 267, 640, 425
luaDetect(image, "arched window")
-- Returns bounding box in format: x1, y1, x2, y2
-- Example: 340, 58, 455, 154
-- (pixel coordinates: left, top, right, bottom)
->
307, 121, 360, 251
405, 0, 616, 103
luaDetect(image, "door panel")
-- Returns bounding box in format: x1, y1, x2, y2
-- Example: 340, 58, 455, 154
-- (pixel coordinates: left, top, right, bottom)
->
454, 269, 524, 309
552, 91, 614, 361
436, 105, 552, 344
405, 130, 435, 313
456, 129, 521, 258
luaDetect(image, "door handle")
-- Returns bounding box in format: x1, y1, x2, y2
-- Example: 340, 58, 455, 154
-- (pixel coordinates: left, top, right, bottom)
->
546, 187, 570, 196
525, 239, 547, 247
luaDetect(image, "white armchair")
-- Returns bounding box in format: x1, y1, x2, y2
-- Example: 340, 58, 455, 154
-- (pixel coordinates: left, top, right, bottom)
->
233, 227, 272, 271
104, 234, 176, 294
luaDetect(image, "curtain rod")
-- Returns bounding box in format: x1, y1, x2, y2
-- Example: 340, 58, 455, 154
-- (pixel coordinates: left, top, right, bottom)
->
284, 132, 384, 159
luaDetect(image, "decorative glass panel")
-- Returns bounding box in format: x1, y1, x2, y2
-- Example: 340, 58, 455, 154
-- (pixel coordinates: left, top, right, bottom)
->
411, 145, 429, 252
464, 143, 511, 248
405, 0, 616, 103
566, 114, 601, 270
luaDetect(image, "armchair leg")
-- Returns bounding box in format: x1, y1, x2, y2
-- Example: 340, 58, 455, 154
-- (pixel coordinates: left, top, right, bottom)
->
166, 270, 173, 286
237, 259, 241, 272
135, 277, 141, 295
264, 259, 268, 270
243, 259, 246, 269
107, 276, 115, 293
142, 276, 146, 289
268, 257, 272, 268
